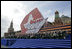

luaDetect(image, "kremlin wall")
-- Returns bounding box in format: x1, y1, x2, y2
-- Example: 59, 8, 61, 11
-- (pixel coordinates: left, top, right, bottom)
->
4, 8, 71, 39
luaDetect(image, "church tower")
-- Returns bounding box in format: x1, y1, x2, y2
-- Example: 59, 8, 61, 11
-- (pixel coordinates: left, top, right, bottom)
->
54, 10, 63, 25
8, 20, 14, 33
55, 10, 59, 18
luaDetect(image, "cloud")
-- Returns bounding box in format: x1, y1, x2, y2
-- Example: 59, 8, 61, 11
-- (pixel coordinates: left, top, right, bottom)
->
44, 10, 52, 16
1, 1, 27, 37
37, 1, 55, 8
46, 10, 55, 22
1, 15, 10, 37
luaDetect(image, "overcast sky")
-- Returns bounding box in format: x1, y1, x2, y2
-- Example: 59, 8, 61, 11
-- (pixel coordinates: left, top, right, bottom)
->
1, 1, 71, 37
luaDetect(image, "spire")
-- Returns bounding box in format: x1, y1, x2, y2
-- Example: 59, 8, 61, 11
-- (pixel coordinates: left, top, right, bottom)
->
8, 19, 14, 33
10, 19, 13, 28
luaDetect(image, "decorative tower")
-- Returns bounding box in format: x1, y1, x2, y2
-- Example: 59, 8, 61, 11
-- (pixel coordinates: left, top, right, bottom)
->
8, 20, 14, 33
54, 10, 63, 25
55, 10, 59, 19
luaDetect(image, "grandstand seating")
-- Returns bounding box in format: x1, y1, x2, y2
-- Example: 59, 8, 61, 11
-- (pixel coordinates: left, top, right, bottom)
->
9, 39, 71, 48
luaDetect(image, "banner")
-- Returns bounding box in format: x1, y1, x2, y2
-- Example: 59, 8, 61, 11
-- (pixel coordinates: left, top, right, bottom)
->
20, 8, 46, 33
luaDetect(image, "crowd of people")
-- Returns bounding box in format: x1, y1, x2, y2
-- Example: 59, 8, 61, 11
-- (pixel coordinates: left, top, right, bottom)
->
5, 31, 68, 39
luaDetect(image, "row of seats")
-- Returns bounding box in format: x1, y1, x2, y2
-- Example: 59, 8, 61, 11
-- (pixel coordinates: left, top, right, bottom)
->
9, 39, 71, 48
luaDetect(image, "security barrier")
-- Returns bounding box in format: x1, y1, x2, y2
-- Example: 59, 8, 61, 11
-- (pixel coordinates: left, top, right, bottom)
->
1, 39, 16, 46
9, 39, 71, 48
